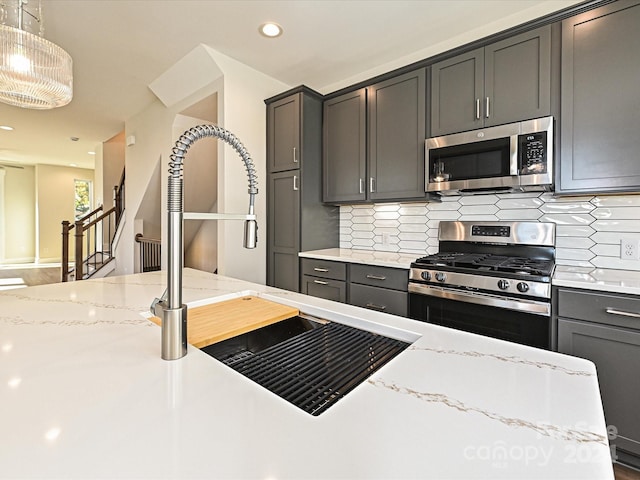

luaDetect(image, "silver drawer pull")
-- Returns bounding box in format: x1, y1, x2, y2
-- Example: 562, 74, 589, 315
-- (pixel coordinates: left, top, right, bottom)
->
314, 280, 328, 285
366, 274, 386, 281
313, 267, 329, 273
606, 308, 640, 319
293, 146, 298, 163
366, 303, 387, 312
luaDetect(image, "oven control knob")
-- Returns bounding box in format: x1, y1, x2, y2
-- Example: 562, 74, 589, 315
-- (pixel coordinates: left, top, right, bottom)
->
435, 272, 446, 282
497, 279, 510, 290
517, 282, 530, 293
421, 271, 432, 281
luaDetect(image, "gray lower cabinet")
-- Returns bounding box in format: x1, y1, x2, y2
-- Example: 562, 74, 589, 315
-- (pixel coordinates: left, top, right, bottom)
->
559, 0, 640, 194
266, 88, 339, 292
323, 68, 427, 203
349, 264, 408, 316
300, 259, 347, 303
300, 259, 408, 316
431, 25, 553, 136
556, 287, 640, 469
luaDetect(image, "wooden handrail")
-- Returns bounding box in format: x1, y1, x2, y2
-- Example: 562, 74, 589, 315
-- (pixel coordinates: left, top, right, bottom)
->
82, 206, 116, 230
77, 204, 104, 224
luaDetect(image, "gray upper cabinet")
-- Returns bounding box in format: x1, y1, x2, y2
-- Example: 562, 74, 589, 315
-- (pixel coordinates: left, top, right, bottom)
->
268, 94, 300, 173
323, 69, 427, 203
266, 89, 339, 292
323, 89, 367, 203
431, 49, 484, 136
368, 69, 426, 201
559, 0, 640, 194
431, 25, 552, 136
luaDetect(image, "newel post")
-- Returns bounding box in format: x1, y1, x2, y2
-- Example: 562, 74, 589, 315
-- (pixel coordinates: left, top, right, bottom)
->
74, 219, 84, 280
61, 220, 70, 282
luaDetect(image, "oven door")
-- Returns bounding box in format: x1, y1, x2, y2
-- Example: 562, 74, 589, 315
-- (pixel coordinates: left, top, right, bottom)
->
408, 284, 551, 349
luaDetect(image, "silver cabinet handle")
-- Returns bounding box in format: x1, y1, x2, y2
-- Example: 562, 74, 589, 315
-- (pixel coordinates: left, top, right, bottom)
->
359, 178, 365, 194
370, 177, 376, 193
313, 267, 329, 272
314, 280, 328, 285
606, 308, 640, 319
293, 146, 298, 163
475, 98, 481, 120
366, 303, 387, 312
293, 175, 298, 191
366, 274, 386, 281
485, 97, 490, 118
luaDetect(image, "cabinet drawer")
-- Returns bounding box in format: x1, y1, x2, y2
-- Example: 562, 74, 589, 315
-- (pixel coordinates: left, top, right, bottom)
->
350, 264, 408, 291
300, 258, 346, 281
349, 283, 408, 317
557, 288, 640, 330
301, 275, 346, 303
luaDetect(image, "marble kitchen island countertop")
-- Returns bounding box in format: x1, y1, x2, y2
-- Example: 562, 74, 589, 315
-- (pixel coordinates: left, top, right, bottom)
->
0, 269, 613, 479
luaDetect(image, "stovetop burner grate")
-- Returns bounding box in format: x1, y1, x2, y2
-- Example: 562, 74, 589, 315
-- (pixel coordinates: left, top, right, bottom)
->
414, 253, 554, 277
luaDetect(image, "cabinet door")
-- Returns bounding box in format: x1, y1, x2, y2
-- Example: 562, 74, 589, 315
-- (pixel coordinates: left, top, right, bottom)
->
267, 171, 300, 291
368, 69, 426, 201
349, 283, 408, 317
323, 89, 367, 203
268, 94, 300, 173
558, 318, 640, 459
430, 48, 483, 136
559, 0, 640, 194
301, 275, 347, 303
484, 25, 551, 127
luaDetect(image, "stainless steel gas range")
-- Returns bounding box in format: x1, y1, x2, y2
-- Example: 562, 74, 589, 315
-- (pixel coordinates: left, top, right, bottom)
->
408, 221, 555, 349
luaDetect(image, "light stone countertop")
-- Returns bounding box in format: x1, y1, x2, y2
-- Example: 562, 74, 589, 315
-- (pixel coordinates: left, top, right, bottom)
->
301, 248, 640, 296
0, 269, 613, 479
299, 248, 419, 269
553, 265, 640, 296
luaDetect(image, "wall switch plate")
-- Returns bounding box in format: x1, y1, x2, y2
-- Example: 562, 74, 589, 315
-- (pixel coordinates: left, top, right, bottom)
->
621, 237, 640, 260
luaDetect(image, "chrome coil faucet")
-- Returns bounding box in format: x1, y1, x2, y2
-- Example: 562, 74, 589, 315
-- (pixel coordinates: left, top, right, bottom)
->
151, 125, 258, 360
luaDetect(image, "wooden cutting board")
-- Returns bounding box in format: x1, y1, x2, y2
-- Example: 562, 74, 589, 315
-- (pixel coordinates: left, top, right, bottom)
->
148, 296, 299, 348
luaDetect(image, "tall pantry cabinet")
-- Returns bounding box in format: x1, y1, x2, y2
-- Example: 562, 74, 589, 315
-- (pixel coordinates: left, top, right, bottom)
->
265, 87, 339, 292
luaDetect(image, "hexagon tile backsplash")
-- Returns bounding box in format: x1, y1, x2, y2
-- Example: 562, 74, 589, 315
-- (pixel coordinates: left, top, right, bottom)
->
339, 192, 640, 271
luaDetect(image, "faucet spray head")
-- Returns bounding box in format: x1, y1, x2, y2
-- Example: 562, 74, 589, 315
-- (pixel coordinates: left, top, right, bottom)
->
244, 219, 258, 249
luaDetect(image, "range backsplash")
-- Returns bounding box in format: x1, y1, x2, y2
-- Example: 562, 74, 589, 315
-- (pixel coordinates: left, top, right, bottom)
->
339, 192, 640, 271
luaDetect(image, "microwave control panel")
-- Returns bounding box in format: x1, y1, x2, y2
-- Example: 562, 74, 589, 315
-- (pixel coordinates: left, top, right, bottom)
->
519, 133, 547, 174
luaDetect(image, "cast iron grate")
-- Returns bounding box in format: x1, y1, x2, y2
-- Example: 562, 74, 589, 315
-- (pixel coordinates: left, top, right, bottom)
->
222, 322, 409, 416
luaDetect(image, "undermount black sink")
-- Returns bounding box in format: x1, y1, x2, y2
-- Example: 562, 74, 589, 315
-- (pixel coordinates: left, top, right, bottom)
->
201, 315, 409, 416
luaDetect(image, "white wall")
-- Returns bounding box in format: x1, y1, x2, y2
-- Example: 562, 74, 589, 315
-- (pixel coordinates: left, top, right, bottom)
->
2, 166, 35, 263
35, 165, 94, 263
121, 45, 289, 283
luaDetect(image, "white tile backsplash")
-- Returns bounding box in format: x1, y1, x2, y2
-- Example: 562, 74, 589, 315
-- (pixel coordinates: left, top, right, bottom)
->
339, 192, 640, 271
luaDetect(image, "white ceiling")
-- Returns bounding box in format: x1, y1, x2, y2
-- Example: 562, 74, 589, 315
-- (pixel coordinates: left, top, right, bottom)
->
0, 0, 582, 170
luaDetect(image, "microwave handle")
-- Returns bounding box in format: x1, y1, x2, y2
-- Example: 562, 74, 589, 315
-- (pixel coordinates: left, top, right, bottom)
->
509, 135, 519, 176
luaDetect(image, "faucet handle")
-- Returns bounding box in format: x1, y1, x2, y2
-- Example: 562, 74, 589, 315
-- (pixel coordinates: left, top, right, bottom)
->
150, 297, 165, 318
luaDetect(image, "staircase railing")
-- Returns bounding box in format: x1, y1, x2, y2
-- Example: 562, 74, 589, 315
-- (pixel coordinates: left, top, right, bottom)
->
62, 205, 118, 281
114, 169, 125, 226
135, 233, 161, 272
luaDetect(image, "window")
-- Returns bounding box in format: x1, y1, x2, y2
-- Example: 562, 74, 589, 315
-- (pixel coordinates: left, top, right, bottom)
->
74, 179, 92, 220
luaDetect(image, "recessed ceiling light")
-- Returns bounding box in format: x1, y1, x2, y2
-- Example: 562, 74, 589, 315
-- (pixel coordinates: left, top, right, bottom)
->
259, 22, 283, 38
70, 136, 79, 142
69, 163, 78, 167
0, 125, 13, 131
88, 151, 95, 155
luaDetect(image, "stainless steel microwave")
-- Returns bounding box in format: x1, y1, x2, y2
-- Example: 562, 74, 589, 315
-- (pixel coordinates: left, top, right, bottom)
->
426, 116, 554, 195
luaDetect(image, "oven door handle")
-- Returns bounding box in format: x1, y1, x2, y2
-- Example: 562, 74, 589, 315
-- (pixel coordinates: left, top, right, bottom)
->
408, 283, 550, 316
